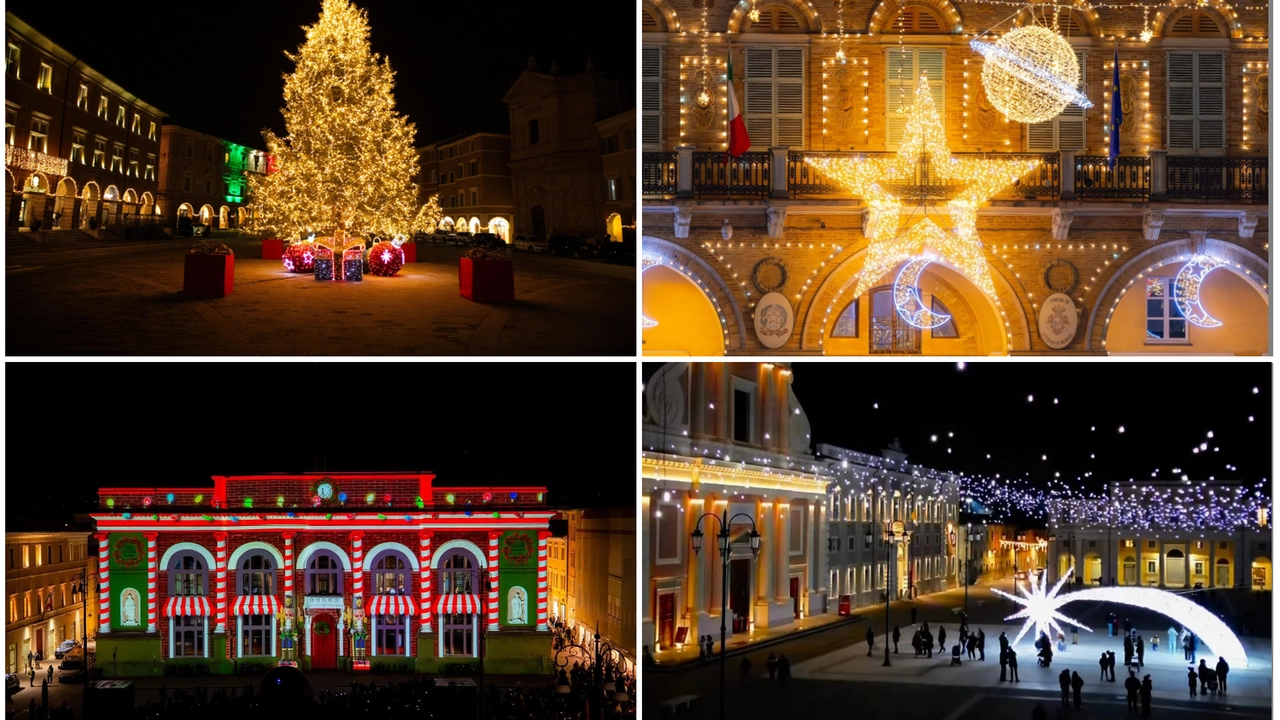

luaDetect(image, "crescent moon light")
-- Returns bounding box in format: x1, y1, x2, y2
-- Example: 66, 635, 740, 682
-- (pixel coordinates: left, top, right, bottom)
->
1174, 254, 1227, 328
894, 256, 951, 330
994, 567, 1249, 668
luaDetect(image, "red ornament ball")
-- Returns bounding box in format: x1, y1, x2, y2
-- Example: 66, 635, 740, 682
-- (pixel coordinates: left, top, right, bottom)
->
367, 241, 404, 277
283, 243, 315, 273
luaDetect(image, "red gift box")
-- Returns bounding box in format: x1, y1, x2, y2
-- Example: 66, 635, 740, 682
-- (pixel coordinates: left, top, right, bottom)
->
262, 238, 284, 260
401, 243, 416, 263
184, 252, 234, 298
459, 257, 514, 304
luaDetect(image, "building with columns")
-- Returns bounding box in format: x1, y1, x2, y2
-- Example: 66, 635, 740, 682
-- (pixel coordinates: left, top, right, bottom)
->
642, 362, 831, 657
5, 523, 96, 673
817, 443, 960, 611
88, 473, 554, 675
641, 0, 1268, 356
1045, 480, 1271, 591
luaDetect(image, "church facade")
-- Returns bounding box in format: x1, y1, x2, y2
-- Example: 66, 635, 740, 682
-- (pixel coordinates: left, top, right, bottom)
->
89, 473, 553, 675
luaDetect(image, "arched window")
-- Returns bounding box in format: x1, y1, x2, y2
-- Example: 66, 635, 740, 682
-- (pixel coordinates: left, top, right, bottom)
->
831, 300, 859, 337
307, 553, 342, 595
373, 554, 408, 595
169, 552, 206, 597
1167, 8, 1226, 37
1167, 548, 1185, 558
931, 297, 958, 338
892, 7, 944, 33
240, 553, 274, 596
442, 553, 474, 595
440, 552, 480, 657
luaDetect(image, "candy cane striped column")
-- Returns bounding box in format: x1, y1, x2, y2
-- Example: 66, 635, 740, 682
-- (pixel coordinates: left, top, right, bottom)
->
282, 532, 295, 631
95, 533, 111, 634
214, 532, 228, 633
350, 531, 364, 630
536, 531, 550, 631
145, 533, 158, 633
486, 532, 500, 631
418, 532, 433, 633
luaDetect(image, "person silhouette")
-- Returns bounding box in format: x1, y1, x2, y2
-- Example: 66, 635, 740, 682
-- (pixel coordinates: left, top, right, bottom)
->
1071, 671, 1084, 708
1058, 669, 1071, 707
1140, 675, 1153, 717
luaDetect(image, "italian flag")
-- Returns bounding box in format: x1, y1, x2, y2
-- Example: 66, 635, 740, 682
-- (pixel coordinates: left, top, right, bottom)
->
726, 54, 751, 160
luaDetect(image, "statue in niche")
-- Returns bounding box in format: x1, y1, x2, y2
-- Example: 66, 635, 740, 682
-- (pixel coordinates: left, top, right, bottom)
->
1120, 73, 1139, 138
508, 587, 528, 624
1254, 72, 1269, 134
121, 588, 140, 627
976, 84, 1000, 132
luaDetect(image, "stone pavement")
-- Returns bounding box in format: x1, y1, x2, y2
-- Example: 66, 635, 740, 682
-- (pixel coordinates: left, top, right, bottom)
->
5, 234, 634, 355
650, 611, 857, 667
789, 622, 1272, 709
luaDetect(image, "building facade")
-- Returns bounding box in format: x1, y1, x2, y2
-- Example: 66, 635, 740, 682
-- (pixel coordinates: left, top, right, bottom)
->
818, 443, 960, 611
641, 0, 1269, 356
596, 108, 637, 241
642, 362, 830, 659
547, 532, 568, 623
5, 12, 166, 230
957, 520, 1022, 585
504, 58, 627, 240
5, 527, 95, 673
88, 473, 554, 676
157, 125, 266, 229
1045, 480, 1271, 590
568, 508, 636, 662
417, 132, 514, 241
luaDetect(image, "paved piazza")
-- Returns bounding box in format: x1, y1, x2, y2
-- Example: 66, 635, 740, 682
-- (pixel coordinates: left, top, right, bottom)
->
6, 234, 634, 355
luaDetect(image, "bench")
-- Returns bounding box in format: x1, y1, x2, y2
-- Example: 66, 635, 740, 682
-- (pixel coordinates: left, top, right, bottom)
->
659, 694, 699, 713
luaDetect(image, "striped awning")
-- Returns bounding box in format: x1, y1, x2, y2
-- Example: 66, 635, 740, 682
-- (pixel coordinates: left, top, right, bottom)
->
435, 593, 482, 615
368, 594, 416, 616
164, 596, 211, 617
232, 594, 280, 616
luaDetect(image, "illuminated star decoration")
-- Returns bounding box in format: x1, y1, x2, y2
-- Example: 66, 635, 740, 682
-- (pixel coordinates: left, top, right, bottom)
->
641, 253, 661, 328
806, 74, 1041, 305
991, 566, 1091, 650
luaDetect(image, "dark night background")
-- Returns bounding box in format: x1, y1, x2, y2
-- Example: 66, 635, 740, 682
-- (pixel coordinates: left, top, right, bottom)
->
10, 0, 634, 147
7, 363, 636, 523
645, 362, 1272, 512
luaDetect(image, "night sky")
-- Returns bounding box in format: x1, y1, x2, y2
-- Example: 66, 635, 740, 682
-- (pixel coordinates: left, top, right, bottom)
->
7, 363, 636, 522
11, 0, 634, 147
645, 362, 1272, 504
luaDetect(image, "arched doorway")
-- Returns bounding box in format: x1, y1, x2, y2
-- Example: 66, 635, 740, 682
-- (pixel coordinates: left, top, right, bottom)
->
102, 185, 120, 226
53, 178, 77, 229
219, 206, 229, 229
21, 173, 49, 227
454, 216, 467, 233
199, 204, 213, 227
606, 212, 622, 241
140, 192, 154, 216
80, 182, 100, 229
468, 217, 480, 235
642, 265, 726, 356
439, 217, 455, 232
237, 207, 247, 225
487, 217, 510, 242
1251, 556, 1270, 590
176, 203, 194, 219
309, 613, 337, 669
1122, 555, 1137, 585
122, 189, 138, 216
1083, 553, 1102, 585
1216, 557, 1231, 587
1166, 548, 1186, 587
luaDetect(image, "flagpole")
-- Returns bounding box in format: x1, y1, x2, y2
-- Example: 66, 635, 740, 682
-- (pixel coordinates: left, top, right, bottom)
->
725, 40, 732, 169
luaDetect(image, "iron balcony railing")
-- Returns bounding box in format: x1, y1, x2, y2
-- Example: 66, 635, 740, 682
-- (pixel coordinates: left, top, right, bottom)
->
641, 152, 677, 196
1166, 156, 1268, 203
690, 151, 770, 197
1074, 155, 1151, 201
786, 151, 1060, 200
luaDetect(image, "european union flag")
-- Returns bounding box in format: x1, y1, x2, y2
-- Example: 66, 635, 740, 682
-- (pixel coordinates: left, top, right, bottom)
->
1110, 46, 1122, 169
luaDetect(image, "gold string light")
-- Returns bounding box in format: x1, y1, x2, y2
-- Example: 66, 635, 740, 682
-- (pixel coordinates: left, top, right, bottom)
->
1242, 61, 1267, 151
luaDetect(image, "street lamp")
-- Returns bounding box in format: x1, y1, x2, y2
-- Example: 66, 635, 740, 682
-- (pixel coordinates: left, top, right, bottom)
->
691, 509, 761, 720
71, 571, 97, 709
963, 525, 983, 613
553, 625, 629, 720
868, 519, 906, 667
446, 568, 491, 720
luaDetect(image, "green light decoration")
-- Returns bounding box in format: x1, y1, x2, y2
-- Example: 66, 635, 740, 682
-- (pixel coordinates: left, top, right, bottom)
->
492, 512, 500, 519
415, 496, 424, 509
277, 496, 285, 507
152, 514, 159, 521
201, 515, 213, 521
446, 493, 456, 504
106, 498, 115, 508
537, 492, 544, 502
244, 498, 253, 508
194, 494, 204, 504
378, 514, 387, 520
365, 493, 375, 504
325, 513, 333, 520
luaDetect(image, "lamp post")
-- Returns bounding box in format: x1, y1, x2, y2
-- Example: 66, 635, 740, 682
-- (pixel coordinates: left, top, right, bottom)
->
446, 568, 491, 720
71, 571, 97, 710
690, 509, 761, 720
963, 524, 982, 613
554, 625, 628, 720
868, 520, 905, 667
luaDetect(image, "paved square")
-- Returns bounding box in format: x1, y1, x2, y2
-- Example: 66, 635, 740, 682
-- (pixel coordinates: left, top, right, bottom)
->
5, 234, 634, 355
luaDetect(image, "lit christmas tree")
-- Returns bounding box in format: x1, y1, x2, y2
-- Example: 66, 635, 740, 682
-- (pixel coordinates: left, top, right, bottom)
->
247, 0, 420, 241
411, 193, 443, 236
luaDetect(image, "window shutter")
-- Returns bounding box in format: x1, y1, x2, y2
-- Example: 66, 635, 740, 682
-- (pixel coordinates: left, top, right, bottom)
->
744, 47, 805, 150
775, 47, 805, 148
1196, 52, 1225, 149
887, 48, 944, 149
1027, 50, 1084, 150
641, 46, 662, 147
1167, 52, 1196, 150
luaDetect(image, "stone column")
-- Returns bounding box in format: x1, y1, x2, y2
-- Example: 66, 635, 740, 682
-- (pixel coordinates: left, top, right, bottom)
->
419, 531, 434, 633
686, 496, 703, 624
770, 147, 789, 199
96, 533, 111, 634
676, 145, 694, 199
1184, 547, 1191, 589
775, 502, 790, 602
213, 531, 228, 634
1156, 542, 1164, 587
145, 532, 158, 633
1209, 542, 1216, 588
1059, 150, 1077, 201
487, 531, 502, 631
1149, 150, 1168, 201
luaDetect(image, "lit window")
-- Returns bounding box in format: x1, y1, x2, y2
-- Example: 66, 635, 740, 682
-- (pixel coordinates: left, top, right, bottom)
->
37, 63, 52, 92
70, 131, 85, 164
148, 121, 156, 141
28, 117, 48, 154
5, 44, 18, 77
4, 108, 15, 146
606, 177, 620, 201
128, 150, 139, 177
76, 84, 88, 110
111, 144, 124, 173
1144, 277, 1189, 343
97, 96, 109, 119
131, 113, 140, 134
145, 154, 156, 181
92, 139, 106, 169
116, 105, 125, 128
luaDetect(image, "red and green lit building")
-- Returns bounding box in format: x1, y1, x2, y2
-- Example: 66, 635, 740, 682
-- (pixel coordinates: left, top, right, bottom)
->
89, 473, 554, 675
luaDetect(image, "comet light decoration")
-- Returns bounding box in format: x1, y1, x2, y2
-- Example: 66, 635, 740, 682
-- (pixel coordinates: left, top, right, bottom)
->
997, 568, 1249, 668
806, 74, 1041, 304
641, 253, 662, 328
1174, 254, 1228, 328
992, 566, 1090, 650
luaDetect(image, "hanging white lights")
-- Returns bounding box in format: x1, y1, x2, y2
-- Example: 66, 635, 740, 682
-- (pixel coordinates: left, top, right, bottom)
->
970, 25, 1093, 123
1174, 254, 1228, 328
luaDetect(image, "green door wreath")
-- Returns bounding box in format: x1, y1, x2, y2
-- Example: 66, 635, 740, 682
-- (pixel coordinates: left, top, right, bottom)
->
314, 620, 331, 636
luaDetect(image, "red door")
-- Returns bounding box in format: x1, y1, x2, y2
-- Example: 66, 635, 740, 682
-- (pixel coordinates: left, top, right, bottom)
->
310, 613, 337, 670
790, 577, 800, 619
658, 594, 674, 649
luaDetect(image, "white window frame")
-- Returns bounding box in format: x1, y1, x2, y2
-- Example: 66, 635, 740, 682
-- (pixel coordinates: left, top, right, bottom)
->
1142, 276, 1191, 344
111, 144, 124, 174
6, 43, 18, 78
743, 45, 805, 150
642, 45, 662, 148
1028, 49, 1087, 151
1167, 51, 1225, 154
70, 130, 85, 164
4, 106, 16, 146
28, 116, 48, 154
116, 105, 126, 128
886, 47, 945, 150
92, 138, 106, 169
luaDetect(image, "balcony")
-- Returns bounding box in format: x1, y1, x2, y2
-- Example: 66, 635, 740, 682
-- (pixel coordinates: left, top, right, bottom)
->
642, 147, 1267, 205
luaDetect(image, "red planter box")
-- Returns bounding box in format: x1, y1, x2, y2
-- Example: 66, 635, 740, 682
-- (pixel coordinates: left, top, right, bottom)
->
262, 238, 284, 260
184, 253, 234, 298
401, 243, 416, 263
459, 257, 514, 304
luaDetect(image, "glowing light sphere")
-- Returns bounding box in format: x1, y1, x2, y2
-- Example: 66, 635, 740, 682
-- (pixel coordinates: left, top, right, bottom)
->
123, 513, 132, 520
970, 26, 1093, 123
107, 498, 115, 508
483, 492, 493, 503
1174, 254, 1227, 328
282, 243, 315, 273
367, 240, 404, 277
194, 494, 203, 504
